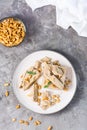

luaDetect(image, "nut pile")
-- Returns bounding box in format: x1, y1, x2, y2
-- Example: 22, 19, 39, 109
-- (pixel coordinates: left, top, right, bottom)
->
0, 18, 25, 47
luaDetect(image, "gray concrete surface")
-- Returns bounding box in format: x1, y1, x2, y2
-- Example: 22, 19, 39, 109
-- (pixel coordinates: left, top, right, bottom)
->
0, 0, 87, 130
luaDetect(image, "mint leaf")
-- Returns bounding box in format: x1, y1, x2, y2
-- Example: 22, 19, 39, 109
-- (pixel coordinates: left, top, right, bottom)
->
44, 81, 51, 88
27, 71, 36, 75
48, 81, 51, 85
44, 85, 48, 88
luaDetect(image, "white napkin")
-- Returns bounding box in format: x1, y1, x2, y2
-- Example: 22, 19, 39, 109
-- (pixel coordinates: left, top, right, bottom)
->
25, 0, 87, 37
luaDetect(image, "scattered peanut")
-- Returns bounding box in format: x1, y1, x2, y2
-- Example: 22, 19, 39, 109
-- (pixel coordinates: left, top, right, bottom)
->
29, 116, 33, 121
12, 118, 16, 122
4, 82, 10, 87
34, 120, 41, 126
36, 120, 41, 125
24, 121, 29, 126
48, 126, 53, 130
34, 121, 38, 126
16, 104, 21, 109
5, 90, 9, 97
19, 120, 24, 124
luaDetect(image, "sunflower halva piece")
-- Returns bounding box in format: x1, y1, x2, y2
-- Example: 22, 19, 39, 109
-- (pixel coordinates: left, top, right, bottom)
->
20, 67, 41, 90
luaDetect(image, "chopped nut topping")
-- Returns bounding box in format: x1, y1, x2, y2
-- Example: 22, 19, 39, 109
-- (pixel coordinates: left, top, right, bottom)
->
45, 79, 50, 84
5, 91, 9, 97
52, 95, 58, 98
4, 82, 10, 87
16, 104, 21, 109
42, 96, 49, 101
63, 86, 69, 91
38, 92, 42, 96
48, 126, 53, 130
19, 85, 23, 88
20, 75, 23, 78
19, 120, 24, 124
37, 98, 41, 105
65, 79, 71, 85
25, 77, 30, 82
24, 121, 29, 125
34, 120, 41, 126
56, 98, 60, 103
38, 85, 42, 89
12, 118, 16, 122
29, 116, 33, 121
38, 68, 42, 72
28, 75, 32, 79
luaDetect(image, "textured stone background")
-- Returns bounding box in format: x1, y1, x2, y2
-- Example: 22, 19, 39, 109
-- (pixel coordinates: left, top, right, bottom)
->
0, 0, 87, 130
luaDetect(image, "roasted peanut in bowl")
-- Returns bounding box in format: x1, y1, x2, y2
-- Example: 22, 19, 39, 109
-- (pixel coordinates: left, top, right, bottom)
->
0, 17, 26, 47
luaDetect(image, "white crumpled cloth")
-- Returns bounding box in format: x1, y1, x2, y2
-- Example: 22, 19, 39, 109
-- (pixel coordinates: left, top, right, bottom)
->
25, 0, 87, 37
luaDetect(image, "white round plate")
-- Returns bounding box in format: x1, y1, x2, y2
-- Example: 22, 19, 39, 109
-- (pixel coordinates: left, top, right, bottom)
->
12, 50, 77, 114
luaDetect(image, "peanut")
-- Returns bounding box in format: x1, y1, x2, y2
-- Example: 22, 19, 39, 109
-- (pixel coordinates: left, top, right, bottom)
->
48, 126, 53, 130
5, 91, 9, 97
29, 116, 33, 121
24, 121, 29, 125
19, 120, 24, 124
16, 104, 21, 109
34, 120, 41, 126
12, 118, 16, 122
4, 82, 10, 87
